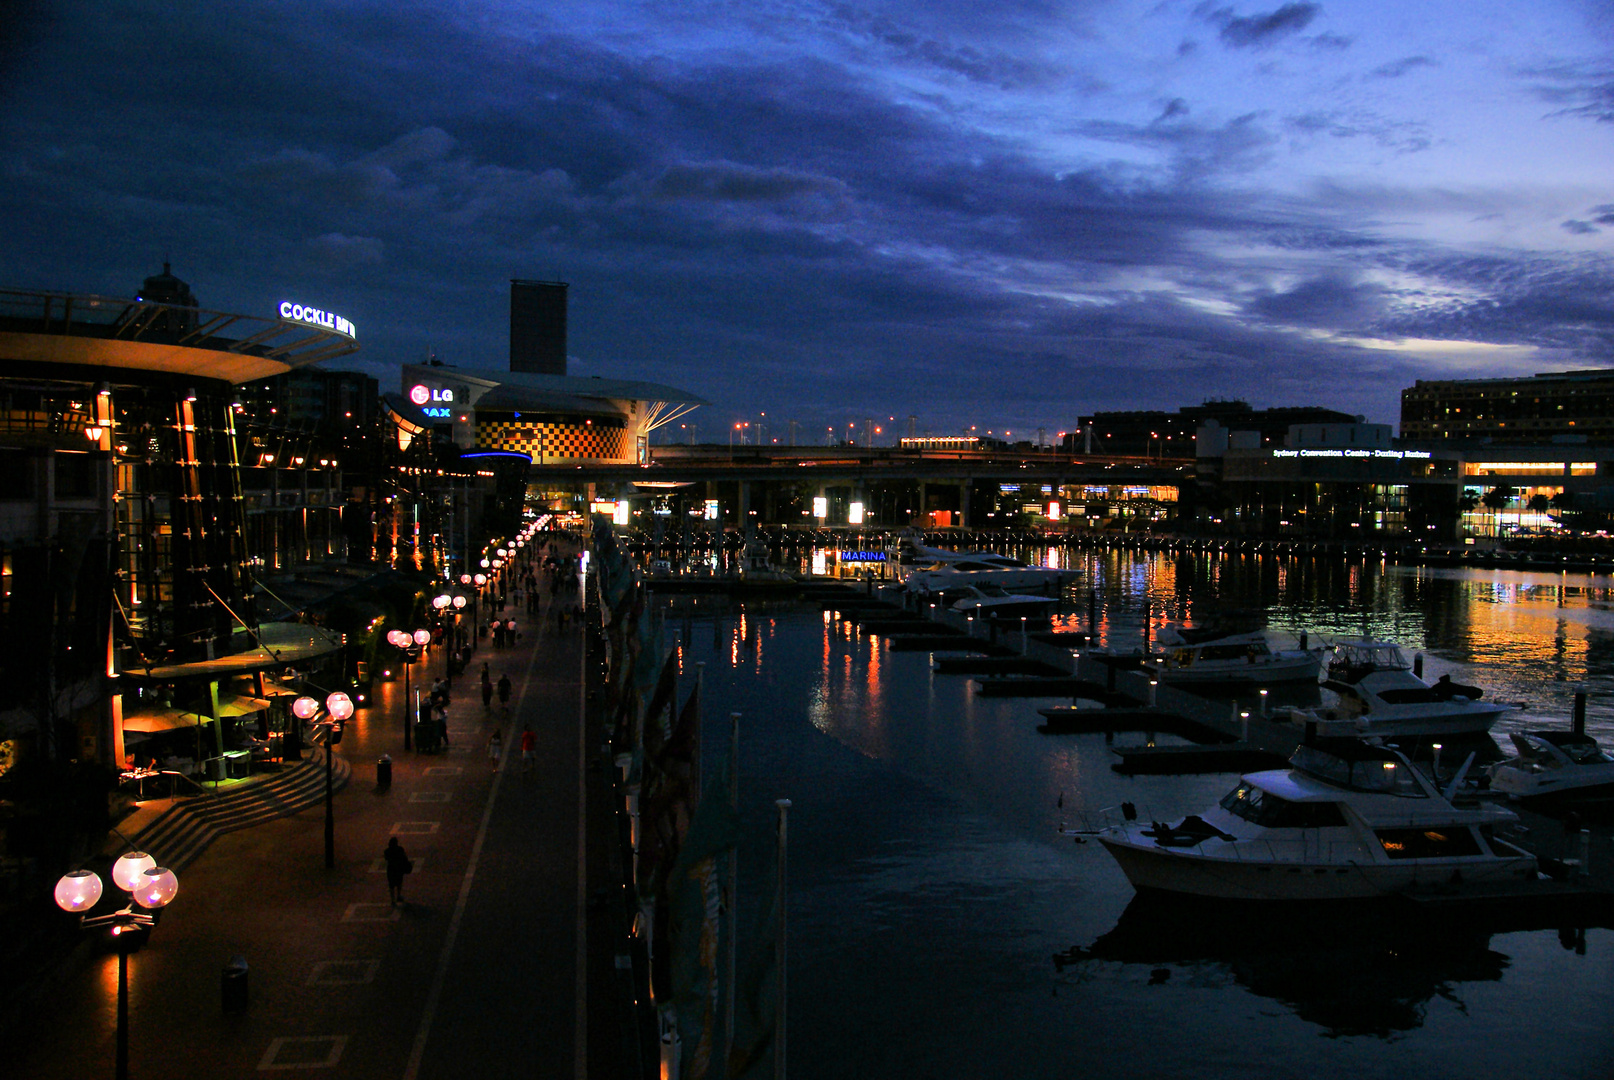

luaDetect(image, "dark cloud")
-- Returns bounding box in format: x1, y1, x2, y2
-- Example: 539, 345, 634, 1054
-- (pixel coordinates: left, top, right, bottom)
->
1199, 3, 1321, 49
1561, 219, 1599, 234
1308, 32, 1352, 50
0, 0, 1607, 436
1371, 56, 1437, 79
1526, 61, 1614, 122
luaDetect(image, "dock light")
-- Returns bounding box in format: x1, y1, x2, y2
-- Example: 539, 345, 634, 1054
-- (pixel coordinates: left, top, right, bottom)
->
325, 691, 355, 721
1240, 711, 1250, 741
460, 574, 472, 585
492, 558, 504, 569
291, 696, 320, 721
413, 629, 432, 646
452, 595, 466, 610
185, 388, 197, 402
85, 424, 105, 441
111, 851, 157, 893
497, 548, 508, 558
432, 594, 450, 611
387, 629, 409, 649
1432, 743, 1443, 776
481, 558, 490, 568
474, 573, 487, 586
1259, 688, 1269, 718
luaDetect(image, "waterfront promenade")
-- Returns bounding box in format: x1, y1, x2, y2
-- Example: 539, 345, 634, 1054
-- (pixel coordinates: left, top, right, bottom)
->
7, 558, 638, 1079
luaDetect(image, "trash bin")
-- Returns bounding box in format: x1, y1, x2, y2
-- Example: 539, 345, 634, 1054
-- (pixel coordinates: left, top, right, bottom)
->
377, 755, 392, 789
222, 955, 249, 1013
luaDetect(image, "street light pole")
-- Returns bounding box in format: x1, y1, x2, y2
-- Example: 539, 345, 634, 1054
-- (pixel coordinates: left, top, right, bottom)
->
54, 855, 179, 1080
295, 691, 353, 869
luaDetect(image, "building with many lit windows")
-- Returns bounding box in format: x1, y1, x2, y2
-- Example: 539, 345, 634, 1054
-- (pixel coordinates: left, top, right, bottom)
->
1400, 370, 1614, 445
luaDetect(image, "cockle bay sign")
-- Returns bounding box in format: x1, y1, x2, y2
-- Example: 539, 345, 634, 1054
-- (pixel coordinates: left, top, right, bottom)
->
279, 301, 356, 338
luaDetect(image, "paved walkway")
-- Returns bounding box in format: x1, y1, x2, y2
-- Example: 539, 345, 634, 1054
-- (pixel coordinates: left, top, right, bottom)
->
8, 549, 639, 1079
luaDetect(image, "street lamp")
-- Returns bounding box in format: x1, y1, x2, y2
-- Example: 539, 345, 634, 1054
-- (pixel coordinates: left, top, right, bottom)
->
295, 691, 352, 869
385, 629, 431, 751
56, 854, 179, 1080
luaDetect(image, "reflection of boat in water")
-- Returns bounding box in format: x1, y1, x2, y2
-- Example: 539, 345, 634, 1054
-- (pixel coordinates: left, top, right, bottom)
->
737, 537, 795, 583
1057, 893, 1515, 1038
1293, 640, 1509, 738
1489, 731, 1614, 804
1142, 626, 1323, 688
1097, 739, 1536, 901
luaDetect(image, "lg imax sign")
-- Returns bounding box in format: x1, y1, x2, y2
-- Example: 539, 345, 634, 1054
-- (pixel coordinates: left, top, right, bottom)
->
279, 301, 356, 338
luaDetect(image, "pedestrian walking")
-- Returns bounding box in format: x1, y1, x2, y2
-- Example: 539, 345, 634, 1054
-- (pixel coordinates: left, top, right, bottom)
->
383, 837, 412, 905
520, 725, 536, 777
488, 728, 503, 772
481, 678, 494, 711
497, 673, 512, 713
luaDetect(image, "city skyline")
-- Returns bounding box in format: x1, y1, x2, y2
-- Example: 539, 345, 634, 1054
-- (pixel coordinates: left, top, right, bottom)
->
1, 0, 1609, 434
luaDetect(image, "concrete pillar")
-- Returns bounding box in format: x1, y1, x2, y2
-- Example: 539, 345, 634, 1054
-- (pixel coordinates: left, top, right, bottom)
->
959, 480, 971, 528
738, 480, 752, 526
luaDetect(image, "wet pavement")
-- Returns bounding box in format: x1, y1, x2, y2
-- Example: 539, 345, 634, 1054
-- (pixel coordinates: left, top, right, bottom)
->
9, 553, 640, 1079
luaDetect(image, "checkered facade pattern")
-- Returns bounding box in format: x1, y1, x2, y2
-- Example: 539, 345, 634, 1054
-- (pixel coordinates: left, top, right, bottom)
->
475, 418, 628, 462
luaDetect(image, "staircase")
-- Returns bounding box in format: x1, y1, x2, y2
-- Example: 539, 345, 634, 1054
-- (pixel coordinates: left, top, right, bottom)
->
132, 750, 352, 871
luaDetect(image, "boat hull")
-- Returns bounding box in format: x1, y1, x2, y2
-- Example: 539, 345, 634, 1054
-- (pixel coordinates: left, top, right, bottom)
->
1156, 654, 1322, 687
1097, 833, 1537, 902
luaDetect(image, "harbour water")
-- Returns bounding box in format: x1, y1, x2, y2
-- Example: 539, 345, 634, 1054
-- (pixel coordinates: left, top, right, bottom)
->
662, 550, 1614, 1079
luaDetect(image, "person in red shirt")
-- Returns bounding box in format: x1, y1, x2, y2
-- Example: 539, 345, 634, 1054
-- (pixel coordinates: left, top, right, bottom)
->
520, 726, 536, 777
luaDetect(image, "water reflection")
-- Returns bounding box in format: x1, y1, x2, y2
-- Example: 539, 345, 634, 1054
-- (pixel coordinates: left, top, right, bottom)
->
1057, 895, 1528, 1038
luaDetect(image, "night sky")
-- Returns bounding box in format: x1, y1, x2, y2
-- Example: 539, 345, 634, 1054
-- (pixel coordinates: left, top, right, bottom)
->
2, 1, 1610, 440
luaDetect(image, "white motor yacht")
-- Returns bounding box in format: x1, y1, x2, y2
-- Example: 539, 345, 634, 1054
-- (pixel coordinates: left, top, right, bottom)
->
1488, 731, 1614, 803
1141, 626, 1323, 688
1097, 739, 1537, 901
905, 556, 1078, 596
1292, 640, 1509, 738
948, 584, 1060, 622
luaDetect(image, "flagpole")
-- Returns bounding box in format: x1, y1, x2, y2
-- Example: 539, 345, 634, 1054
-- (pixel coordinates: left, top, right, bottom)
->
774, 798, 791, 1080
722, 712, 740, 1077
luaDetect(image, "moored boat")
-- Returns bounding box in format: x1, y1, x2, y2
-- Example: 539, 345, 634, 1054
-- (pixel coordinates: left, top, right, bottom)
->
1488, 731, 1614, 803
1096, 738, 1536, 901
1290, 640, 1508, 738
1140, 626, 1323, 688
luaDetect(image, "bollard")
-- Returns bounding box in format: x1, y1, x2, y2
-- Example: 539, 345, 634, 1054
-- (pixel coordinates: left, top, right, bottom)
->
1021, 617, 1029, 656
1240, 711, 1249, 743
1258, 689, 1268, 719
1106, 662, 1116, 693
1580, 829, 1592, 878
1148, 679, 1158, 708
1299, 631, 1308, 651
376, 755, 392, 790
1574, 691, 1587, 736
1413, 653, 1423, 679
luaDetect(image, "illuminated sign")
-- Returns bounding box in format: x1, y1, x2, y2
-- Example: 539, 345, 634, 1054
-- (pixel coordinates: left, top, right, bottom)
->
839, 551, 887, 562
1047, 501, 1062, 521
813, 497, 828, 519
1272, 449, 1431, 460
408, 384, 456, 406
422, 407, 451, 419
613, 501, 630, 526
279, 301, 355, 338
849, 501, 865, 525
704, 499, 720, 521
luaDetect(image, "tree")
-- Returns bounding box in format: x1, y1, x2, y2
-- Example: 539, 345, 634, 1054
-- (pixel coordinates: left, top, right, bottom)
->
1482, 485, 1516, 536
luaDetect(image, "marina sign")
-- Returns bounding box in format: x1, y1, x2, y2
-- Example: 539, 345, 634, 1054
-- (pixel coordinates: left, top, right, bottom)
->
279, 301, 356, 338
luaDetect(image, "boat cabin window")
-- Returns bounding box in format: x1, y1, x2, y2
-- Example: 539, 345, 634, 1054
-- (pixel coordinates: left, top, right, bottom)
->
1560, 740, 1613, 766
1219, 784, 1349, 828
1375, 827, 1482, 860
1291, 745, 1428, 797
1197, 643, 1267, 662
